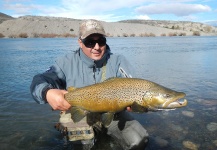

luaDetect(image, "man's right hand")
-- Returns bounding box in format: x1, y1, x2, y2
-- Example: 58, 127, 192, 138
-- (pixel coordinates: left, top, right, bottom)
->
46, 89, 71, 111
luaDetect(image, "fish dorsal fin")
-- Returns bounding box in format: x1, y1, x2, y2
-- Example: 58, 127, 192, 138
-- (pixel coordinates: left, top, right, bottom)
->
67, 86, 76, 92
70, 106, 88, 123
101, 112, 114, 128
103, 77, 117, 82
131, 102, 148, 113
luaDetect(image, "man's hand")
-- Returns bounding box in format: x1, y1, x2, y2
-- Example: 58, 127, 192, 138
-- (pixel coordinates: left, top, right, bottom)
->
126, 106, 132, 112
46, 89, 71, 111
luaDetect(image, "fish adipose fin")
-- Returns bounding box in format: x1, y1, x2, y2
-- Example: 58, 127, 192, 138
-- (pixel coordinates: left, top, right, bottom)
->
101, 112, 115, 128
70, 106, 88, 123
131, 102, 148, 112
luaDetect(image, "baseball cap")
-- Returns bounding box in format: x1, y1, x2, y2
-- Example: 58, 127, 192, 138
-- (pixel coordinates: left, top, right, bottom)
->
79, 19, 106, 39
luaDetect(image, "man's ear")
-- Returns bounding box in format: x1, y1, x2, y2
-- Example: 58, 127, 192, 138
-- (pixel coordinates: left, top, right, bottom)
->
78, 39, 83, 48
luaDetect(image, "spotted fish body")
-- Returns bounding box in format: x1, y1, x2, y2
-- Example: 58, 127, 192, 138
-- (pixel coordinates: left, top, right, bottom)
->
65, 77, 187, 127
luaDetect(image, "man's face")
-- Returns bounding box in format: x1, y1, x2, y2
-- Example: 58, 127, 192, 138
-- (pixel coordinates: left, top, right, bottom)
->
78, 34, 106, 61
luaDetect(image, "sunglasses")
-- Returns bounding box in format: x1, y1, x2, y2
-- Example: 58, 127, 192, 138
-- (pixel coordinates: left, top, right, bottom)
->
81, 37, 106, 48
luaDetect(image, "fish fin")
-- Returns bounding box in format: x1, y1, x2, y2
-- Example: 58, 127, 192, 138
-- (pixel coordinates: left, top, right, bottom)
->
103, 77, 116, 82
86, 112, 101, 126
101, 112, 114, 128
67, 86, 76, 92
131, 102, 148, 112
70, 107, 88, 123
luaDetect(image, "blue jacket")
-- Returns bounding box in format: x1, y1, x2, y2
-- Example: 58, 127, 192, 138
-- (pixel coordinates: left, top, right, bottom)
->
30, 45, 134, 104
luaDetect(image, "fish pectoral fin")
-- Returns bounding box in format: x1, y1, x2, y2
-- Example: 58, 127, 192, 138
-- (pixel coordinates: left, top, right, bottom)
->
67, 86, 76, 92
101, 112, 114, 128
131, 102, 148, 112
70, 106, 87, 123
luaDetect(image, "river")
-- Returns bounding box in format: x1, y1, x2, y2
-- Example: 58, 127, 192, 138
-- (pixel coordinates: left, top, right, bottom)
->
0, 36, 217, 150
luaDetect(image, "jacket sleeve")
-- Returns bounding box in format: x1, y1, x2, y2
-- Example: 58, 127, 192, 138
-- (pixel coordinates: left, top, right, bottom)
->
30, 63, 66, 104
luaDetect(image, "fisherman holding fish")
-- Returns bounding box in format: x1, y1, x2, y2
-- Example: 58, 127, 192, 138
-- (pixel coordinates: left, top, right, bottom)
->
30, 19, 149, 149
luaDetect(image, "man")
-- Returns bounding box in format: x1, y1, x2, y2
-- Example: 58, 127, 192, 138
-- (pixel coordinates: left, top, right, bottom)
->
30, 19, 148, 150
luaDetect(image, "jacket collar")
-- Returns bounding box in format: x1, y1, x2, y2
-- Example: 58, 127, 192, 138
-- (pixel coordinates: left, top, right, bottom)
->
79, 45, 110, 68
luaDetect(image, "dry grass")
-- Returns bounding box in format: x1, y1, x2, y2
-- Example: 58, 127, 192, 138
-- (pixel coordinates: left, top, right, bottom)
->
39, 33, 60, 38
0, 33, 5, 38
8, 34, 18, 38
33, 33, 77, 38
139, 33, 156, 37
6, 32, 78, 38
62, 33, 77, 37
168, 32, 177, 36
19, 33, 28, 38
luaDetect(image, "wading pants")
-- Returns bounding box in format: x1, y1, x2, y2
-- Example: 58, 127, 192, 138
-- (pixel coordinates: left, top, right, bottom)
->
61, 111, 149, 150
107, 111, 149, 150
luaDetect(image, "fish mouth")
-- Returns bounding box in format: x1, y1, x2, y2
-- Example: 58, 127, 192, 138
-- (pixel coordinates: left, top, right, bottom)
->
162, 93, 187, 109
165, 99, 188, 108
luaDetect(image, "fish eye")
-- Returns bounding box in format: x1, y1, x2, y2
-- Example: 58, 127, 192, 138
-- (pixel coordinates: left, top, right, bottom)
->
164, 94, 170, 98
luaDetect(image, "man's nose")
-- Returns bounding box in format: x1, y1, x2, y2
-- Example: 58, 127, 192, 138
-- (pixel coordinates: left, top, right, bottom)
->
93, 42, 100, 49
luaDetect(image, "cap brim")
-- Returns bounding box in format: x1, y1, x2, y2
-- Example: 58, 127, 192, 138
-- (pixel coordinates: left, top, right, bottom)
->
81, 30, 106, 39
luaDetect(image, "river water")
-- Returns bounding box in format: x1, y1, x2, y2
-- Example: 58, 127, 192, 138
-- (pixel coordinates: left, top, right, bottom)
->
0, 37, 217, 150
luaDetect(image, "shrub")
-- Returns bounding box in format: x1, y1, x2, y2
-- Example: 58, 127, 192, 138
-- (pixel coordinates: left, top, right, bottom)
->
168, 33, 173, 36
123, 33, 128, 37
144, 33, 149, 37
203, 26, 212, 32
39, 33, 59, 38
130, 33, 136, 37
193, 31, 200, 36
8, 34, 18, 38
106, 33, 113, 37
139, 33, 144, 37
160, 33, 166, 36
149, 33, 156, 37
19, 33, 28, 38
175, 25, 180, 30
168, 32, 177, 36
139, 33, 149, 37
32, 33, 40, 38
0, 33, 5, 38
178, 32, 186, 36
62, 33, 77, 38
212, 29, 216, 33
106, 33, 110, 37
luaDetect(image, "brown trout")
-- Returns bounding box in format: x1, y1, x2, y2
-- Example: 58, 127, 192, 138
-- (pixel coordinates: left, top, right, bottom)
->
65, 77, 187, 127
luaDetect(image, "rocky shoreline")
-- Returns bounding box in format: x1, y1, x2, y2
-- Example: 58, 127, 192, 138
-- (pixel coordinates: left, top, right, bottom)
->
0, 15, 217, 38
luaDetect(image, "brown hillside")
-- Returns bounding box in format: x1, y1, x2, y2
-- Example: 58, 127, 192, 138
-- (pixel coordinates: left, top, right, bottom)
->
0, 12, 14, 23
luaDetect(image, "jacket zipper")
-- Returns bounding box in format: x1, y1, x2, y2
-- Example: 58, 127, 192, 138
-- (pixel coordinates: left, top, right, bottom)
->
93, 64, 96, 83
